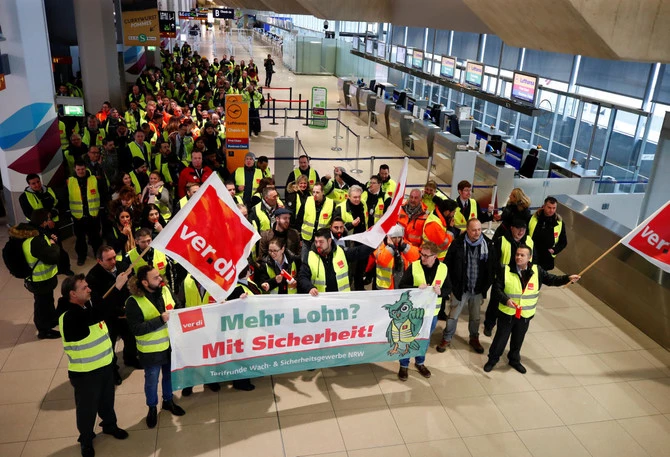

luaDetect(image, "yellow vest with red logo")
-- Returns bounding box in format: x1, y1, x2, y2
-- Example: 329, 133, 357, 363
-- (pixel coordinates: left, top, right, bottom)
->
411, 260, 448, 315
500, 265, 539, 318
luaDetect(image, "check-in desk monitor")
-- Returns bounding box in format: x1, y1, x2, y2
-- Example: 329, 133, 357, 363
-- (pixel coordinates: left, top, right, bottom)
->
388, 107, 413, 150
502, 140, 530, 170
473, 125, 510, 153
404, 120, 440, 169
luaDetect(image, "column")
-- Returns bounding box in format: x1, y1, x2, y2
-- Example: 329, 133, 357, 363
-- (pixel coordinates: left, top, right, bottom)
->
0, 0, 63, 225
73, 0, 122, 111
638, 111, 670, 222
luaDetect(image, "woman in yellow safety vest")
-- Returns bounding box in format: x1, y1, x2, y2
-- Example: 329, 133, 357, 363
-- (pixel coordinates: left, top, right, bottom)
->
256, 238, 301, 295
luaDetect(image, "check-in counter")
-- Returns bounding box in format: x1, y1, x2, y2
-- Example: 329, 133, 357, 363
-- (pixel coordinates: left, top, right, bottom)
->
549, 161, 599, 194
388, 107, 413, 150
338, 77, 354, 109
473, 125, 510, 152
346, 84, 359, 112
372, 98, 394, 137
404, 120, 439, 169
433, 132, 467, 188
357, 89, 375, 120
475, 153, 516, 209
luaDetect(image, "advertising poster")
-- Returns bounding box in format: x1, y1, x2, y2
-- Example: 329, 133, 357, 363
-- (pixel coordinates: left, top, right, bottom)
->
120, 0, 159, 46
224, 94, 249, 172
169, 289, 436, 388
310, 86, 328, 129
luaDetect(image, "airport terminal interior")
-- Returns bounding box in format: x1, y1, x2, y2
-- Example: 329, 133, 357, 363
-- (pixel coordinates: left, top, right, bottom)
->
0, 1, 669, 456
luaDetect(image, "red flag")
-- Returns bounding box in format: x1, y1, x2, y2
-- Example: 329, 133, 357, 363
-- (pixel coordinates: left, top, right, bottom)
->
341, 158, 409, 248
151, 174, 260, 302
620, 200, 670, 273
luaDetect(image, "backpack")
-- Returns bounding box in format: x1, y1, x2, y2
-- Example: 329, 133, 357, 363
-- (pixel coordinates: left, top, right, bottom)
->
2, 237, 34, 279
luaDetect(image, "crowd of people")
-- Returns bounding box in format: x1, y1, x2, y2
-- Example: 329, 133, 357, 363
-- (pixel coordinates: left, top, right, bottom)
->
11, 42, 579, 457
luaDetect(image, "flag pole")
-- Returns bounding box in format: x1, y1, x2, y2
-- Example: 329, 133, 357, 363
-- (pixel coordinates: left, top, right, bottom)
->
564, 239, 621, 287
102, 245, 152, 299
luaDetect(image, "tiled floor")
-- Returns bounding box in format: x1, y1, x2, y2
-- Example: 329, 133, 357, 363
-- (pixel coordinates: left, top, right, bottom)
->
1, 29, 669, 457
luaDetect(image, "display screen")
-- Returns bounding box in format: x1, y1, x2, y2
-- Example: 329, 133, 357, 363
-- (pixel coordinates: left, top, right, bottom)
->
464, 61, 484, 88
440, 56, 456, 79
396, 46, 406, 65
406, 97, 415, 113
511, 71, 539, 104
377, 42, 386, 59
366, 39, 374, 54
411, 50, 424, 70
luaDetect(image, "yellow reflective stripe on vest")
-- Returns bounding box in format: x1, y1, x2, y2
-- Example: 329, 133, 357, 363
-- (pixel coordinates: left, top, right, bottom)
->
499, 265, 540, 318
22, 236, 58, 282
67, 176, 100, 218
59, 315, 113, 372
301, 197, 334, 241
307, 248, 350, 292
411, 260, 448, 315
500, 237, 534, 266
132, 288, 174, 353
453, 198, 477, 230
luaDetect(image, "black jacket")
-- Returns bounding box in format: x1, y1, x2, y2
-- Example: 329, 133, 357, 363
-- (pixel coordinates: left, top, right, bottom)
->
444, 233, 497, 300
86, 261, 131, 323
530, 212, 568, 271
255, 252, 302, 294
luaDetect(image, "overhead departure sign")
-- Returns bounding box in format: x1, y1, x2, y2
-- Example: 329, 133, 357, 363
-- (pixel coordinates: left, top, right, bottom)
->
159, 11, 176, 38
212, 8, 235, 19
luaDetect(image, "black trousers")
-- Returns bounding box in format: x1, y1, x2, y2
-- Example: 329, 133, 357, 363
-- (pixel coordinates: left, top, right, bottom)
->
72, 216, 102, 261
484, 288, 501, 330
70, 364, 118, 446
487, 310, 532, 364
265, 71, 273, 87
33, 290, 58, 333
108, 318, 138, 366
249, 108, 261, 134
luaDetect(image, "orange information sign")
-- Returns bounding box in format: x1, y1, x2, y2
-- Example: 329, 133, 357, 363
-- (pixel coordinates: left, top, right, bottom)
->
0, 74, 5, 92
224, 94, 250, 173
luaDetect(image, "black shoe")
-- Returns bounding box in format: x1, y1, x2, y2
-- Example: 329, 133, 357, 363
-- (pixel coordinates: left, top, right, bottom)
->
509, 362, 527, 374
398, 366, 408, 381
81, 443, 95, 457
181, 387, 193, 397
162, 399, 185, 416
146, 406, 157, 428
232, 380, 256, 391
483, 326, 493, 337
113, 371, 123, 386
206, 383, 221, 392
437, 312, 448, 321
38, 330, 61, 339
102, 426, 129, 440
483, 361, 496, 372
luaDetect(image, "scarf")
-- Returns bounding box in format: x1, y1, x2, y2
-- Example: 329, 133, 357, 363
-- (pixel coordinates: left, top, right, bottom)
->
464, 235, 489, 261
404, 203, 423, 220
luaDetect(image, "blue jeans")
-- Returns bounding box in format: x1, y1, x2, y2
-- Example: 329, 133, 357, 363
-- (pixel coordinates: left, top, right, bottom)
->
144, 362, 173, 407
400, 316, 438, 368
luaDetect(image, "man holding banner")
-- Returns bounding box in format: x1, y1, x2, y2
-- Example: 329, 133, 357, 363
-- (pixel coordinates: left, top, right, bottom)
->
126, 266, 186, 428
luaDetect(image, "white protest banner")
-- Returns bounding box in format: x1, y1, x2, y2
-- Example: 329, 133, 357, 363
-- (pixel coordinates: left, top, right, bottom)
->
151, 173, 260, 302
168, 288, 436, 389
341, 157, 409, 248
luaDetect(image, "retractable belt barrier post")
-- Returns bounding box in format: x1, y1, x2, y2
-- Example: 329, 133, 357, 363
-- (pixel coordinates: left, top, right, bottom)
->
332, 120, 342, 151
333, 108, 343, 139
365, 111, 374, 139
283, 108, 288, 137
304, 100, 309, 126
370, 156, 376, 177
351, 135, 362, 174
289, 88, 293, 110
270, 99, 278, 125
298, 93, 302, 119
345, 128, 350, 160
